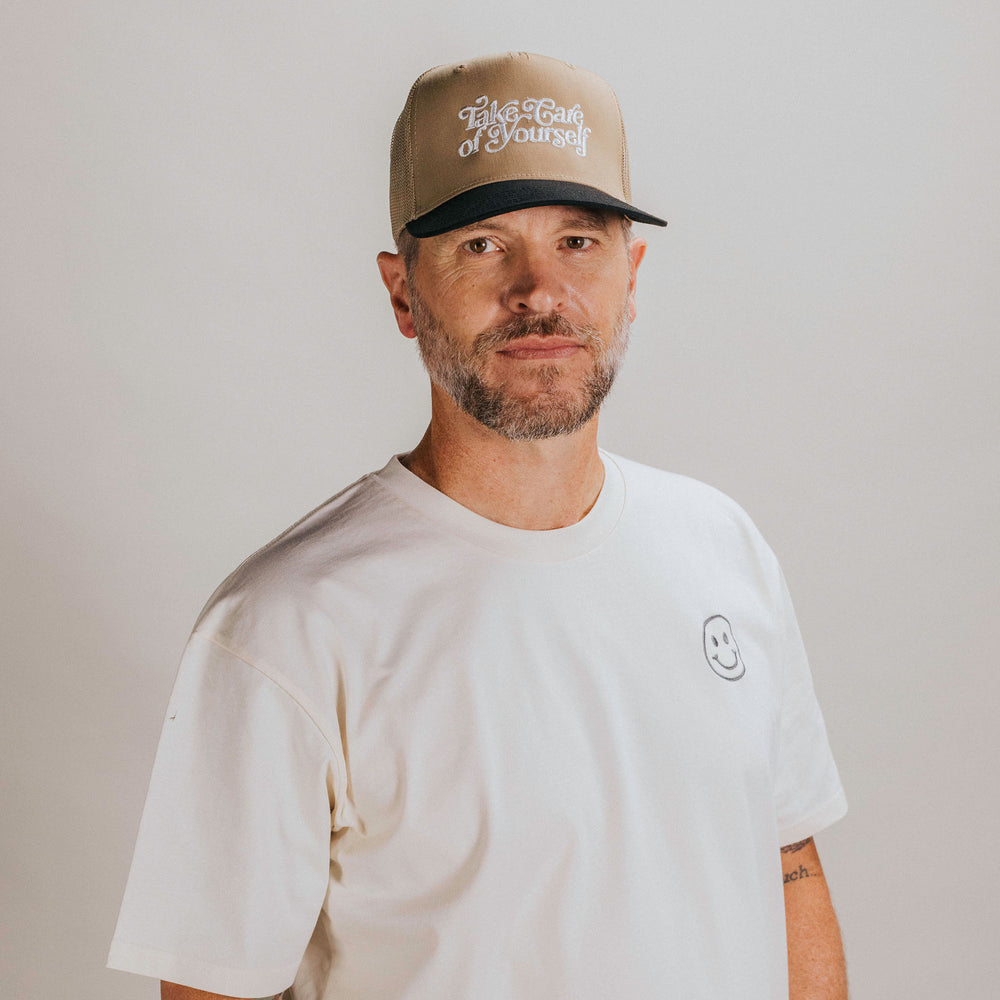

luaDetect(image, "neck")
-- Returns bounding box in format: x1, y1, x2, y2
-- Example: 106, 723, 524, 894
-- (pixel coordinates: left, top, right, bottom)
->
401, 389, 605, 530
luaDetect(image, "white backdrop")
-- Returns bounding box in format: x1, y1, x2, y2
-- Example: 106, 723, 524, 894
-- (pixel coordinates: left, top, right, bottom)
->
2, 2, 998, 997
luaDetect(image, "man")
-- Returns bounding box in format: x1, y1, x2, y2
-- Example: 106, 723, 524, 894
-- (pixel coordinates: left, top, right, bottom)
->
109, 52, 847, 999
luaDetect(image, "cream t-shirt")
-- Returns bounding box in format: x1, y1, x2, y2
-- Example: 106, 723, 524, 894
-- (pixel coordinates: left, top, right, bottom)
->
109, 452, 846, 998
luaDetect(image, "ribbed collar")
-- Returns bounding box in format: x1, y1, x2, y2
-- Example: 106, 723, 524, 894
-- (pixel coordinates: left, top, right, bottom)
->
374, 450, 625, 562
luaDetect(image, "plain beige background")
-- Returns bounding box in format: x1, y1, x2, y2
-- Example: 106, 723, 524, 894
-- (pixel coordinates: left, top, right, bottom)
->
2, 1, 998, 997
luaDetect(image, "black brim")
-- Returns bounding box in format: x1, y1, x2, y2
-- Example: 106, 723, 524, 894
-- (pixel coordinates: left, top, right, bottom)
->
406, 179, 667, 237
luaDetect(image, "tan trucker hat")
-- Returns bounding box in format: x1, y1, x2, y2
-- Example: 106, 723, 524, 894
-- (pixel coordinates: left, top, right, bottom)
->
389, 52, 667, 239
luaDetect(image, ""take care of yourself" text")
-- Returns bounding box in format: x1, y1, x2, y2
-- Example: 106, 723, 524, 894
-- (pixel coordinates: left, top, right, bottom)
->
457, 96, 592, 158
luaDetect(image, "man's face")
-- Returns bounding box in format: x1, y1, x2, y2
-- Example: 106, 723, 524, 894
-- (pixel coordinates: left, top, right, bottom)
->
402, 206, 645, 441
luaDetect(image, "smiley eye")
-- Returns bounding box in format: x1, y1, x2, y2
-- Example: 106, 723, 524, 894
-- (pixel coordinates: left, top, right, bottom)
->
722, 633, 730, 644
711, 637, 719, 647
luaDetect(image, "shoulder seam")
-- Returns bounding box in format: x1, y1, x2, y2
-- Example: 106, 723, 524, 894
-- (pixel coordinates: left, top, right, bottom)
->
192, 631, 345, 760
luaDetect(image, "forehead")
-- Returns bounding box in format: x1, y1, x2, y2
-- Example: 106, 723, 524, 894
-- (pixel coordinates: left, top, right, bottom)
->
434, 204, 625, 241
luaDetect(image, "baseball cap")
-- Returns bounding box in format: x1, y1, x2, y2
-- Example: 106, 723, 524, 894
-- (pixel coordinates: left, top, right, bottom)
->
389, 52, 667, 239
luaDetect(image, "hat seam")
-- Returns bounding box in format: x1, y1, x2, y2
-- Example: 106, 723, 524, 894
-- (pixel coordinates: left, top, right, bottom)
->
612, 91, 631, 202
392, 66, 439, 239
405, 73, 424, 232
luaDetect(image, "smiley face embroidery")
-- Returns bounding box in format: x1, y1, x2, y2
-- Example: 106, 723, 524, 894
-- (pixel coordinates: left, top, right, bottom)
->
703, 615, 746, 681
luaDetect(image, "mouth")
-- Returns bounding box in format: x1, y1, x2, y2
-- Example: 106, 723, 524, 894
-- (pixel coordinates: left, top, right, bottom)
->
712, 653, 740, 671
496, 337, 585, 361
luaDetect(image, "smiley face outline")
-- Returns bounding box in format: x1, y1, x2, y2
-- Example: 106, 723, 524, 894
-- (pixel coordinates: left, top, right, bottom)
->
703, 614, 746, 681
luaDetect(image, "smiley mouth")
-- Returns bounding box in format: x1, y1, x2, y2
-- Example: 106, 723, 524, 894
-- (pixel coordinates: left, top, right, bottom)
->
712, 653, 740, 671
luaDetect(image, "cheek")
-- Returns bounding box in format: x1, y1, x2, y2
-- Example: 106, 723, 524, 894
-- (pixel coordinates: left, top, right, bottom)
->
430, 282, 501, 331
422, 255, 499, 302
581, 263, 635, 315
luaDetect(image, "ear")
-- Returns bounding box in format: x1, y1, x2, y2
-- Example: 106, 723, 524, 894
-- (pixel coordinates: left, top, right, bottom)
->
626, 237, 647, 323
377, 251, 417, 340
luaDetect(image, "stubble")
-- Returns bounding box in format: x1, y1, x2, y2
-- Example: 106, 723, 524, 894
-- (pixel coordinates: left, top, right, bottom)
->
409, 286, 631, 441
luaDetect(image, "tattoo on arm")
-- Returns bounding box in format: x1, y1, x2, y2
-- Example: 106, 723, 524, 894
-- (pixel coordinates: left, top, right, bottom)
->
780, 837, 813, 855
781, 836, 822, 886
783, 864, 817, 884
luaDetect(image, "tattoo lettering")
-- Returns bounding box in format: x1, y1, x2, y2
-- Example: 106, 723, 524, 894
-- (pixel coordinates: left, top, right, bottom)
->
780, 837, 813, 855
782, 864, 816, 884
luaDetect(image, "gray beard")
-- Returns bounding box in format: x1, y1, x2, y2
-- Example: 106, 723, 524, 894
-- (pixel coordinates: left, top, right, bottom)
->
410, 288, 631, 441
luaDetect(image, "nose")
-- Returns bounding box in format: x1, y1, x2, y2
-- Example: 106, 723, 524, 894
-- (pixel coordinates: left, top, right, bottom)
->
504, 249, 569, 315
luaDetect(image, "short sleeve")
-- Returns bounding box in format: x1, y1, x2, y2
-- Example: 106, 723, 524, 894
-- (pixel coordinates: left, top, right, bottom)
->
107, 634, 335, 997
771, 569, 847, 845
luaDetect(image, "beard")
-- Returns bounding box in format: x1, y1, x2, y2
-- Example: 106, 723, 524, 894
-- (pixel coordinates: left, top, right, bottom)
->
409, 286, 631, 442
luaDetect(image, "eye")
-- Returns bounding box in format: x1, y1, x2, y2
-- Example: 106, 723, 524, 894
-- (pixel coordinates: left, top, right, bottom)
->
564, 236, 593, 250
465, 236, 499, 255
712, 636, 719, 647
722, 633, 730, 645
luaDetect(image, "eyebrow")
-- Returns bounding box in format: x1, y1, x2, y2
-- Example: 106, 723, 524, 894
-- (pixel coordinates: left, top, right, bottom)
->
557, 209, 616, 233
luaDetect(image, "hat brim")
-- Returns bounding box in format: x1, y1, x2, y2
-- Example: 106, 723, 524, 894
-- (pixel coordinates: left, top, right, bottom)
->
405, 179, 667, 237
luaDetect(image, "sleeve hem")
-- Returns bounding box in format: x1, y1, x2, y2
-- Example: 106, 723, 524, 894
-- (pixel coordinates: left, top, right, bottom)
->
777, 787, 847, 846
107, 939, 294, 997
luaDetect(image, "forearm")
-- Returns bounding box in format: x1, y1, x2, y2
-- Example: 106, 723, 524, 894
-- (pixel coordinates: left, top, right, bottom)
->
781, 838, 847, 999
160, 982, 283, 1000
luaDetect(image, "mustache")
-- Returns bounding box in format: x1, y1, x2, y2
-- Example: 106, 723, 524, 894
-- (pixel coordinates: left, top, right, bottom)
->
472, 313, 601, 352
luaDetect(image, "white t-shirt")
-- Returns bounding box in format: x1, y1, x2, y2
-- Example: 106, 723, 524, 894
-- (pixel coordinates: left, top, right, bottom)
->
109, 452, 846, 999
